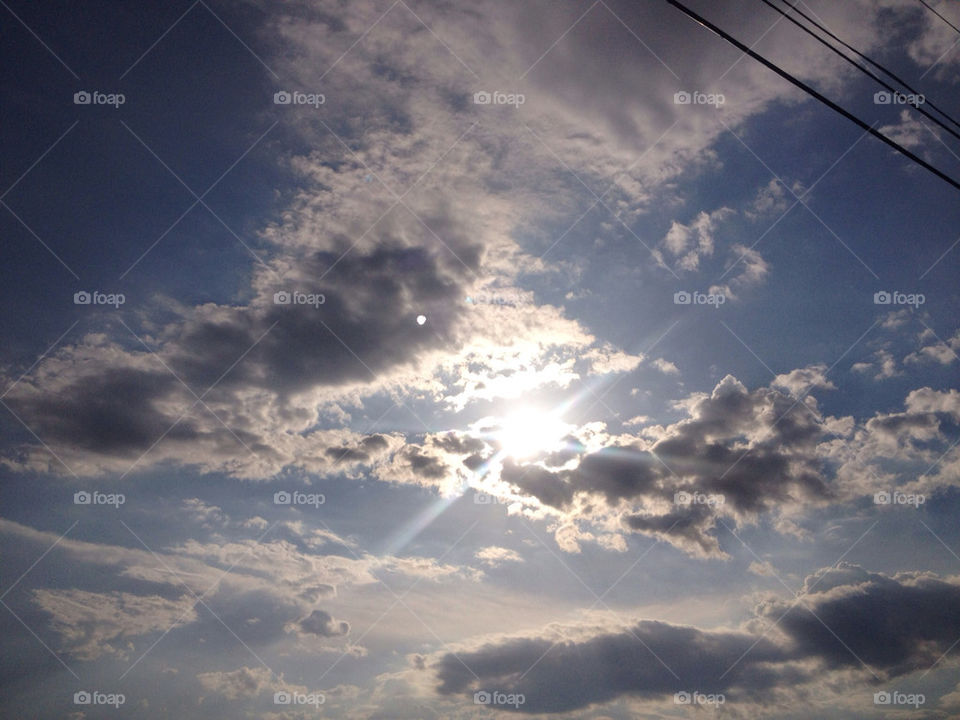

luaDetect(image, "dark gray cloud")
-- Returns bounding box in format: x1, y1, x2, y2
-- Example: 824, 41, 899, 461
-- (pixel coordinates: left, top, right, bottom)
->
299, 609, 350, 638
865, 412, 941, 438
4, 241, 474, 453
500, 460, 571, 509
435, 620, 792, 713
429, 432, 487, 456
404, 448, 450, 480
434, 564, 960, 712
324, 434, 392, 463
760, 564, 960, 677
3, 0, 905, 484
6, 367, 189, 456
571, 447, 662, 504
3, 0, 960, 717
624, 505, 721, 558
486, 374, 841, 555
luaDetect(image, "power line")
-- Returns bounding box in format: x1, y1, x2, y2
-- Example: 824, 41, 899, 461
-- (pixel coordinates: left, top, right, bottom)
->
760, 0, 960, 140
773, 0, 960, 134
663, 0, 960, 193
916, 0, 960, 36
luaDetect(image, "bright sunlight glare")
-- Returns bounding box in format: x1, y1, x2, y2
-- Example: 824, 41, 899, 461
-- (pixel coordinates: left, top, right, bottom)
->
496, 407, 572, 459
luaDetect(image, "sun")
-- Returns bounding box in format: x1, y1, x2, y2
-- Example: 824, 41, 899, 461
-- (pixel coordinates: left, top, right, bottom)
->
496, 407, 571, 460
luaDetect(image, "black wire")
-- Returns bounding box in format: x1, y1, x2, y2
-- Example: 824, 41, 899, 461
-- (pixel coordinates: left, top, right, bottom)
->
757, 0, 960, 142
663, 0, 960, 193
916, 0, 960, 36
775, 0, 960, 133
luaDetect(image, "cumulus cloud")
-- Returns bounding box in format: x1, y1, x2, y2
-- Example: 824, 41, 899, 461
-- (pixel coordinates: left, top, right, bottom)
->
433, 564, 960, 712
745, 178, 805, 220
490, 372, 842, 556
653, 195, 774, 301
474, 546, 524, 568
748, 559, 779, 577
31, 588, 198, 661
851, 349, 899, 380
879, 110, 938, 152
823, 386, 960, 498
2, 1, 959, 717
435, 619, 790, 713
650, 358, 679, 375
758, 564, 960, 677
3, 0, 928, 484
196, 665, 323, 706
196, 666, 279, 700
1, 279, 642, 479
0, 517, 479, 663
298, 609, 350, 637
905, 328, 960, 366
657, 208, 734, 272
772, 364, 836, 396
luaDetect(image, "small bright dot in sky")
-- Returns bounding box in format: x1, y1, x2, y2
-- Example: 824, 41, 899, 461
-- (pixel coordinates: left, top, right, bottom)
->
416, 315, 426, 325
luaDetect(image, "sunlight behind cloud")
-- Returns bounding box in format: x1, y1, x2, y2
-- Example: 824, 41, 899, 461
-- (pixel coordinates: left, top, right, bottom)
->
495, 407, 573, 460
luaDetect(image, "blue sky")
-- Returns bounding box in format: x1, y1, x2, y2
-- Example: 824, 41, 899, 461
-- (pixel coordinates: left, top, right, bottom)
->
2, 0, 960, 717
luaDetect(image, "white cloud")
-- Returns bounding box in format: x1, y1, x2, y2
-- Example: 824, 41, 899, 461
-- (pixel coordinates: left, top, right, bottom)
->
32, 588, 198, 661
474, 546, 524, 568
772, 364, 836, 396
905, 329, 960, 365
651, 358, 679, 375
